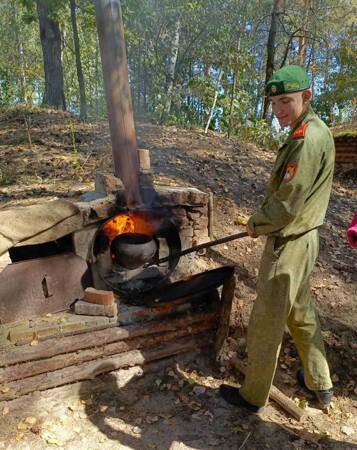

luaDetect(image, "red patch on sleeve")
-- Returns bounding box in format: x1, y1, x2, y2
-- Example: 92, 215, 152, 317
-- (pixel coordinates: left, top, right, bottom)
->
292, 123, 309, 139
283, 162, 298, 183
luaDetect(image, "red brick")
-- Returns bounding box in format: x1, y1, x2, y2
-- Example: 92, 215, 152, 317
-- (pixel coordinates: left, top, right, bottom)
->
83, 287, 115, 305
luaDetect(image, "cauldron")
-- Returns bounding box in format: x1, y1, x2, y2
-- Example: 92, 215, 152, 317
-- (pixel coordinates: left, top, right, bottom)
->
110, 233, 157, 270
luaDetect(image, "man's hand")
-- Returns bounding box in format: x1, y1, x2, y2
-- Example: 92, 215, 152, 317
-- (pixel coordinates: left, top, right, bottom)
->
246, 224, 258, 238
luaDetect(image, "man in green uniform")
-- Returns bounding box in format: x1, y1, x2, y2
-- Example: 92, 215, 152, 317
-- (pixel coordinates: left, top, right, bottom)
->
220, 65, 335, 412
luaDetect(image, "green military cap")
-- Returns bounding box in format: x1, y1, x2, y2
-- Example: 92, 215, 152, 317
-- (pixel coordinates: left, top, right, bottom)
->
266, 65, 310, 96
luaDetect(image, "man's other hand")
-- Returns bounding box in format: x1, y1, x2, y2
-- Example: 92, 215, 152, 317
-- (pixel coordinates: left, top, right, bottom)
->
246, 224, 258, 238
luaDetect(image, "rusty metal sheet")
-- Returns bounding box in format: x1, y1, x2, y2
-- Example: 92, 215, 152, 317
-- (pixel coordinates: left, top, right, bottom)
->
0, 253, 91, 324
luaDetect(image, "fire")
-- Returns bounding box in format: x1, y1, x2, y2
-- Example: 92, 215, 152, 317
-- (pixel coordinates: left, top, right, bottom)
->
103, 211, 156, 244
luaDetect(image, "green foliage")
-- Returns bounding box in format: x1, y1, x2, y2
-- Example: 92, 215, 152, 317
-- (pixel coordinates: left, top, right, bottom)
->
68, 120, 81, 169
0, 163, 15, 185
236, 119, 275, 148
0, 0, 355, 148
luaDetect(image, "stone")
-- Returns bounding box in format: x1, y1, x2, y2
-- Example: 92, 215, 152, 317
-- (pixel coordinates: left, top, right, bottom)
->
179, 227, 194, 237
171, 207, 188, 218
187, 212, 201, 221
74, 300, 118, 318
189, 191, 208, 205
193, 218, 209, 230
192, 386, 206, 395
180, 237, 194, 250
95, 172, 124, 195
80, 192, 105, 202
77, 195, 117, 224
72, 225, 99, 261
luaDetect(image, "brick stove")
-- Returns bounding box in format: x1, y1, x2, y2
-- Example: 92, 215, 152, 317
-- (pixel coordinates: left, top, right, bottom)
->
0, 176, 236, 402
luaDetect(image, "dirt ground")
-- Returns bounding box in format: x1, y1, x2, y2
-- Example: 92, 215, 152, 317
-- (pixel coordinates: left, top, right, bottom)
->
0, 107, 356, 449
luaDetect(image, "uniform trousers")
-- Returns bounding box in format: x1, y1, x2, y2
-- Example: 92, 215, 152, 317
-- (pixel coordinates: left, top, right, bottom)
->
239, 228, 332, 407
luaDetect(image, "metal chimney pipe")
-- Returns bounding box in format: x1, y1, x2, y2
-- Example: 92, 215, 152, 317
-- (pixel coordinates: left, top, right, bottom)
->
95, 0, 141, 207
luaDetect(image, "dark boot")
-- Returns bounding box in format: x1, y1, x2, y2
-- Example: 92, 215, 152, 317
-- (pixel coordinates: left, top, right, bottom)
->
219, 384, 265, 413
296, 368, 333, 409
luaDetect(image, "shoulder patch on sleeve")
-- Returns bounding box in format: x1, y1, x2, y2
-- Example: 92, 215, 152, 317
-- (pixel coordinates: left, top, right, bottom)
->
292, 123, 309, 140
283, 162, 298, 183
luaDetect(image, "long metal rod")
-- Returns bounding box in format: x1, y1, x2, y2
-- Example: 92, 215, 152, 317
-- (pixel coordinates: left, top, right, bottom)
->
158, 231, 249, 264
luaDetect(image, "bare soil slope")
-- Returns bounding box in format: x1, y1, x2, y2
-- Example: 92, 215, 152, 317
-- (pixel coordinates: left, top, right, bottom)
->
0, 107, 356, 449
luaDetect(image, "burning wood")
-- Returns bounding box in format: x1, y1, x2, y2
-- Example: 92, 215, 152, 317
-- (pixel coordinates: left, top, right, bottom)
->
102, 211, 157, 244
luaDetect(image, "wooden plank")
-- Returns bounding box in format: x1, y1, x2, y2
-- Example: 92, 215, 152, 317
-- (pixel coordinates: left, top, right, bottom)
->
1, 311, 217, 366
214, 274, 235, 357
0, 319, 217, 383
0, 334, 211, 401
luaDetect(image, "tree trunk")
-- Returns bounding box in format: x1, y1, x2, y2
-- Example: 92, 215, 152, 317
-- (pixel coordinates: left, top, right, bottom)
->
11, 4, 27, 103
297, 0, 311, 66
161, 16, 180, 123
204, 70, 223, 135
227, 71, 236, 138
143, 50, 148, 112
36, 0, 66, 109
228, 38, 241, 138
70, 0, 87, 119
94, 36, 100, 115
136, 50, 142, 113
262, 0, 284, 119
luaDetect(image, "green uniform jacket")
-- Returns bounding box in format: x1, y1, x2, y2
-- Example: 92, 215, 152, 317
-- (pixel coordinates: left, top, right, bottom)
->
247, 106, 335, 237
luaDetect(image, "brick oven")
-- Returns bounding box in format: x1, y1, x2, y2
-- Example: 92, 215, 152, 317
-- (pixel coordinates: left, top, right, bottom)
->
0, 0, 236, 402
0, 179, 235, 401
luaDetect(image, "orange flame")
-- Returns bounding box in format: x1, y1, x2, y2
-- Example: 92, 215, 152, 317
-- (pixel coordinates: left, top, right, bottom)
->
103, 211, 157, 244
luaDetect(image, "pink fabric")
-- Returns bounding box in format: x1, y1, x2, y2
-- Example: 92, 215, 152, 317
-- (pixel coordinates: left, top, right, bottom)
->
347, 212, 357, 248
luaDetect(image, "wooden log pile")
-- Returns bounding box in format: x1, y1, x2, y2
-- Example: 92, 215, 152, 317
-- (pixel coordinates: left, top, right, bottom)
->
334, 134, 357, 164
0, 280, 234, 402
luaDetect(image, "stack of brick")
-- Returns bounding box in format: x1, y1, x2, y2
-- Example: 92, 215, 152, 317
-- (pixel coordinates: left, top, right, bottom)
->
74, 287, 118, 317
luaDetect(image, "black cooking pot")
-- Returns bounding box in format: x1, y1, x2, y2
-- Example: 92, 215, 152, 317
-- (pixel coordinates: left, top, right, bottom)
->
110, 233, 157, 270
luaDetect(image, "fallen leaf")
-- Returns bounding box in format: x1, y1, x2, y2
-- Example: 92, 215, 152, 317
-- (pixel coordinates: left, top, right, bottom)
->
297, 398, 307, 411
17, 421, 29, 431
46, 437, 64, 446
25, 416, 37, 425
16, 433, 24, 441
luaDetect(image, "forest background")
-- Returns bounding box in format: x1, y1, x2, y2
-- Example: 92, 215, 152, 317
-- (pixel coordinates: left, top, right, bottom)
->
0, 0, 356, 148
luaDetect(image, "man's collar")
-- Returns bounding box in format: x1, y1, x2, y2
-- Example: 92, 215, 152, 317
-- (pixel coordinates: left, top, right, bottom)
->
287, 104, 315, 140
